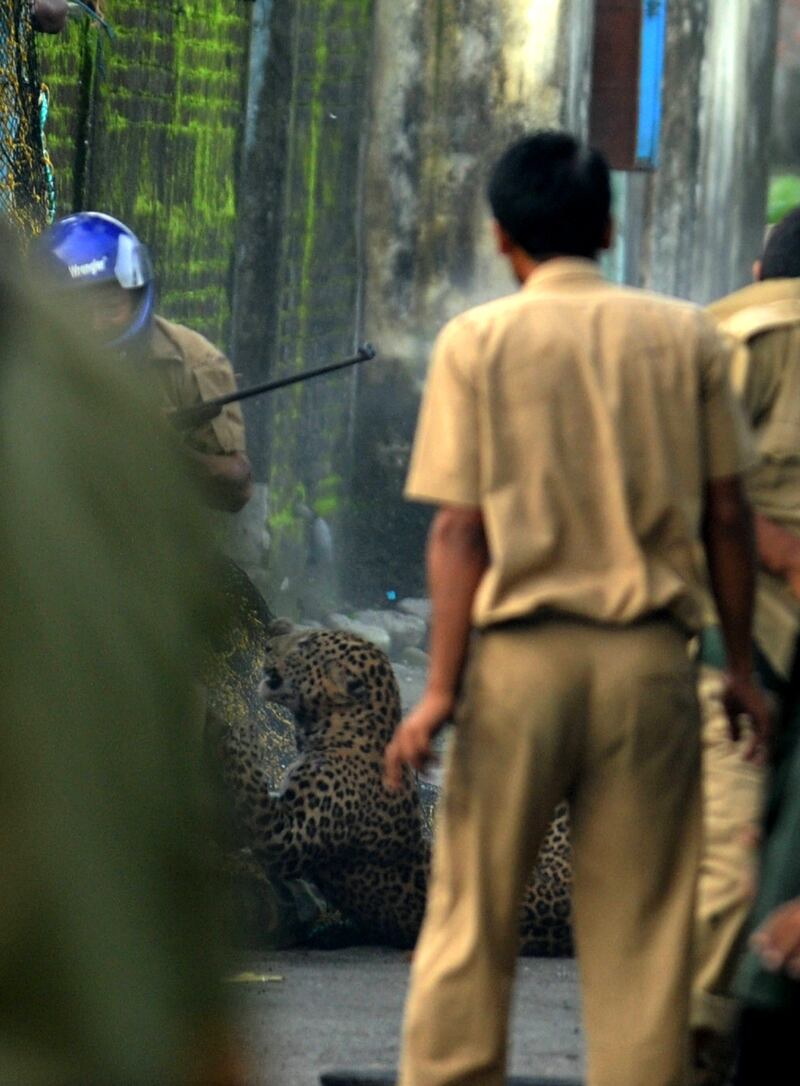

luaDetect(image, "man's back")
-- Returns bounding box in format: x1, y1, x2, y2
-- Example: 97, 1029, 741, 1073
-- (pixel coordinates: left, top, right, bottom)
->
407, 257, 747, 630
390, 131, 767, 1086
709, 276, 800, 675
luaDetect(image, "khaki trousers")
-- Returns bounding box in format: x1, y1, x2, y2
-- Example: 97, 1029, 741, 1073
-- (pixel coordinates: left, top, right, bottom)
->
399, 618, 702, 1086
691, 665, 765, 1036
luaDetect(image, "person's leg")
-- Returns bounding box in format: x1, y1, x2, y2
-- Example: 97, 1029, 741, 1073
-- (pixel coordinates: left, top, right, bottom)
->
570, 620, 702, 1086
398, 623, 585, 1086
691, 662, 764, 1084
733, 707, 800, 1054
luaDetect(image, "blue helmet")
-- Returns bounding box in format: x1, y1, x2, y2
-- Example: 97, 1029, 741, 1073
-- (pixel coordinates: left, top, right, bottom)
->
39, 212, 155, 352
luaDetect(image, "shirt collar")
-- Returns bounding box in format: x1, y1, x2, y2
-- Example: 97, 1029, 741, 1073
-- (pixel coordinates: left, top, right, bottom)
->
707, 278, 800, 323
521, 256, 605, 292
148, 316, 182, 366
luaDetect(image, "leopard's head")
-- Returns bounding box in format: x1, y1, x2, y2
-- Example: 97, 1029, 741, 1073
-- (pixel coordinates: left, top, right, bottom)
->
258, 628, 401, 747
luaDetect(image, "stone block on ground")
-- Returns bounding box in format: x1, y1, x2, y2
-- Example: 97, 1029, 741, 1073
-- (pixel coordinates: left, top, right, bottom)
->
397, 597, 432, 622
400, 645, 430, 668
352, 609, 427, 655
390, 662, 428, 714
326, 613, 392, 656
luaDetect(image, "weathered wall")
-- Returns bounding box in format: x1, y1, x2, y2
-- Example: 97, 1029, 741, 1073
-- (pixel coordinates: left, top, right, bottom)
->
345, 0, 595, 605
623, 0, 710, 297
234, 0, 599, 612
232, 0, 374, 615
772, 0, 800, 169
32, 2, 781, 613
692, 0, 778, 301
37, 0, 381, 617
39, 1, 251, 346
632, 0, 779, 303
363, 0, 594, 362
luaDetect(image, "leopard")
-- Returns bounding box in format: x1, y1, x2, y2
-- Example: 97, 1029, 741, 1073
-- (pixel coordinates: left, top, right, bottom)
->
219, 626, 573, 955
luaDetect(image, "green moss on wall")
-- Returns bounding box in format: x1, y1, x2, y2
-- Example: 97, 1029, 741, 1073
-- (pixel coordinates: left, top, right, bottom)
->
259, 0, 374, 613
38, 1, 250, 347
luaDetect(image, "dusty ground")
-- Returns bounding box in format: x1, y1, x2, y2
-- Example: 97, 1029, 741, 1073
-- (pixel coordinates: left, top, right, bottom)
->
233, 948, 584, 1086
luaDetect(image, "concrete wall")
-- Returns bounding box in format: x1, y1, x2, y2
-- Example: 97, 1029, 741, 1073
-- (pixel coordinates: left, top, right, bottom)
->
35, 1, 781, 612
629, 0, 779, 303
772, 0, 800, 169
233, 0, 598, 613
231, 0, 374, 614
363, 0, 595, 366
345, 0, 596, 606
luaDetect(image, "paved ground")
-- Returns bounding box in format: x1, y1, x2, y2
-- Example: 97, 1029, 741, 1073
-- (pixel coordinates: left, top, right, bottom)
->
234, 948, 584, 1085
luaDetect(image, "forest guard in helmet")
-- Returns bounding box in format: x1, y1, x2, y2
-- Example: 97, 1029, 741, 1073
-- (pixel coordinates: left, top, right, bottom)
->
39, 212, 254, 513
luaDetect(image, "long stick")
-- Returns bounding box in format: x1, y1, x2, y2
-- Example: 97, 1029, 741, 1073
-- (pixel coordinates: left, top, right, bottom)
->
170, 343, 377, 431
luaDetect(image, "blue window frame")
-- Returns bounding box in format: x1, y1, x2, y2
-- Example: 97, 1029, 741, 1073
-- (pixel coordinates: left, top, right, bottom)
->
636, 0, 668, 168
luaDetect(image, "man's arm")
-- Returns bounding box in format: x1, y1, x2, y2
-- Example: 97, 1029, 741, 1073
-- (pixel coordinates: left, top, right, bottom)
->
185, 448, 253, 513
383, 505, 488, 791
702, 474, 771, 758
749, 898, 800, 979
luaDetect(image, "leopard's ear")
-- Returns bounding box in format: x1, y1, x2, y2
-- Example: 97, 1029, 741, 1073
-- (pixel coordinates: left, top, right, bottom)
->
265, 617, 294, 638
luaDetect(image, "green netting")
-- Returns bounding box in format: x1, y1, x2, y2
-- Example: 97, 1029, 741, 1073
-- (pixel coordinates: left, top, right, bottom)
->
1, 1, 53, 235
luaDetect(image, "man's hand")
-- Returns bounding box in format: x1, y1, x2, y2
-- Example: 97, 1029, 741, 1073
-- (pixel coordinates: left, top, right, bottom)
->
383, 689, 454, 792
184, 448, 253, 513
721, 671, 773, 763
383, 505, 487, 792
749, 898, 800, 980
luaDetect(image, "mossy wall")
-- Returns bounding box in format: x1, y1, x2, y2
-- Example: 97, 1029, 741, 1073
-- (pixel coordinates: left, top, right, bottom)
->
232, 0, 374, 614
37, 1, 775, 612
345, 0, 595, 606
38, 1, 251, 346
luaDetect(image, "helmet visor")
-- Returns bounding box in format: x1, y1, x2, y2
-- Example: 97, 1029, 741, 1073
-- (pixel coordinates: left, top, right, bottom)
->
114, 234, 154, 289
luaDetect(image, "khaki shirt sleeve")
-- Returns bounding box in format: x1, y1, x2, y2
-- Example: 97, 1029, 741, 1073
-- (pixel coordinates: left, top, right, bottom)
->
747, 331, 800, 458
698, 324, 756, 480
731, 335, 785, 429
404, 316, 480, 507
189, 351, 247, 456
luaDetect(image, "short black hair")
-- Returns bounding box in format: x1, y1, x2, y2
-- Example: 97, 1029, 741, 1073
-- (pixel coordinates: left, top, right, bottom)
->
761, 207, 800, 279
487, 131, 611, 260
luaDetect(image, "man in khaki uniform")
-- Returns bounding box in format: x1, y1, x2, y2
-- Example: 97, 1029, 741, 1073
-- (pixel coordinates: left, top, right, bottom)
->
384, 132, 770, 1086
38, 211, 255, 864
692, 207, 800, 1081
39, 211, 253, 514
148, 313, 253, 513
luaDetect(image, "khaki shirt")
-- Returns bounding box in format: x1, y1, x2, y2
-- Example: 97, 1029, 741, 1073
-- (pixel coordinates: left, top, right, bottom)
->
707, 278, 800, 677
148, 316, 247, 456
406, 258, 751, 631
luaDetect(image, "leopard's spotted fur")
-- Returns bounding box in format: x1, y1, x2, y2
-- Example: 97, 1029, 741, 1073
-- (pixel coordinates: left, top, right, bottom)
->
221, 628, 572, 954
